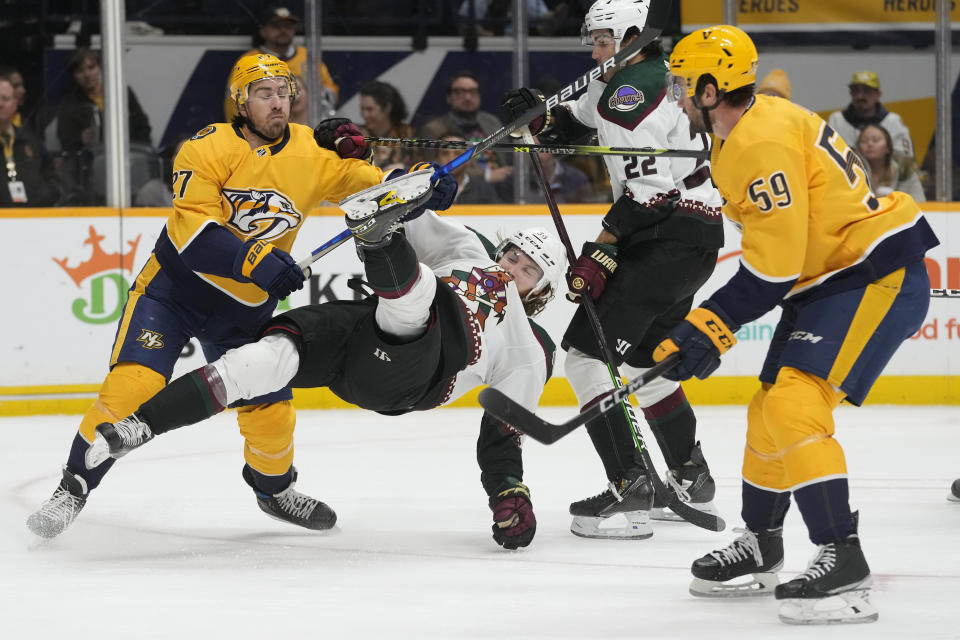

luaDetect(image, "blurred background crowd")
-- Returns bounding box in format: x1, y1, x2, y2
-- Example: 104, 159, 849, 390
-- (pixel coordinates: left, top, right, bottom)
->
0, 0, 955, 207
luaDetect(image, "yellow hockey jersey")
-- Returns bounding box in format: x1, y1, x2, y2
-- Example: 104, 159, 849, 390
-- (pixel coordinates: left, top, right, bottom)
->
707, 95, 937, 326
156, 122, 382, 308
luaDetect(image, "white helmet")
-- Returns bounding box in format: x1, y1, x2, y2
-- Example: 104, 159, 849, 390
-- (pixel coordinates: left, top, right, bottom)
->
582, 0, 652, 54
495, 226, 567, 296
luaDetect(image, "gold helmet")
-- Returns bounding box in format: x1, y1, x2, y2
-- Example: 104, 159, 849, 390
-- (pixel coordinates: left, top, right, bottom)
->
667, 25, 757, 101
228, 53, 297, 106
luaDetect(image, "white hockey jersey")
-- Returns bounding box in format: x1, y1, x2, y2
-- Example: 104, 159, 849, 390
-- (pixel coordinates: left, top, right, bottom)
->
562, 52, 721, 214
404, 211, 552, 414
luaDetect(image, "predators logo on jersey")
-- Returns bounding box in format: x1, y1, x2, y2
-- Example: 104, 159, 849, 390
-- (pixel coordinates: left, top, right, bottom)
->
223, 188, 303, 241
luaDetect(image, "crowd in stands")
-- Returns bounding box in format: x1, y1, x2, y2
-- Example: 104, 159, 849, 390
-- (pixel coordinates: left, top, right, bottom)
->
0, 3, 949, 209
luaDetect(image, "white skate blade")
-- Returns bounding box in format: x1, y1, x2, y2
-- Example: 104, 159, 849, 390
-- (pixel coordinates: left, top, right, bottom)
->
689, 573, 779, 598
651, 500, 720, 522
778, 585, 878, 625
84, 434, 111, 469
947, 492, 960, 503
339, 168, 434, 220
570, 511, 653, 540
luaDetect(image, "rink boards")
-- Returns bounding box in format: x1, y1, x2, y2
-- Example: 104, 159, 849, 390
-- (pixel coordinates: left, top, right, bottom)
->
1, 203, 958, 415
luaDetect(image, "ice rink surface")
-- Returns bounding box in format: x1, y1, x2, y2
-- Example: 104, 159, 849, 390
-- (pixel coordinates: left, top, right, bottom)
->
3, 405, 959, 639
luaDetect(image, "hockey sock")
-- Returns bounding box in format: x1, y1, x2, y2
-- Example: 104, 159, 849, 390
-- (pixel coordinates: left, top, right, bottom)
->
137, 365, 228, 436
583, 394, 644, 482
242, 463, 294, 495
741, 482, 791, 532
361, 233, 421, 298
793, 477, 856, 544
642, 387, 697, 470
66, 432, 116, 490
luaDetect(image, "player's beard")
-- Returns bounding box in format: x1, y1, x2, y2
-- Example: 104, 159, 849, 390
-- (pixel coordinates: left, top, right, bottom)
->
685, 103, 709, 136
249, 107, 288, 142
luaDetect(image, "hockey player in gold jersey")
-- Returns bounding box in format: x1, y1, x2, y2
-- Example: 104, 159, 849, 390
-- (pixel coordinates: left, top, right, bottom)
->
657, 26, 939, 624
27, 53, 397, 538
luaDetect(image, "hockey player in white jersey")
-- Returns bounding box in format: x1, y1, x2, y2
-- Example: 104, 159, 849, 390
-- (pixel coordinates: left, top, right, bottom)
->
503, 0, 723, 539
82, 167, 565, 550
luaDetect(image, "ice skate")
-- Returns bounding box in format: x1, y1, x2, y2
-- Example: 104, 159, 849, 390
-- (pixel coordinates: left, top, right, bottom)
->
775, 534, 878, 625
340, 167, 434, 248
26, 467, 89, 539
689, 527, 783, 597
651, 442, 720, 522
948, 478, 960, 502
569, 466, 654, 539
85, 412, 154, 468
244, 466, 337, 531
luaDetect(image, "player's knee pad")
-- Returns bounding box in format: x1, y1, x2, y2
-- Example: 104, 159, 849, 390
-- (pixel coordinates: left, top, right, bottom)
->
619, 362, 679, 408
564, 348, 615, 407
374, 263, 437, 339
743, 385, 791, 490
237, 400, 296, 476
761, 367, 847, 488
78, 363, 166, 442
214, 334, 299, 405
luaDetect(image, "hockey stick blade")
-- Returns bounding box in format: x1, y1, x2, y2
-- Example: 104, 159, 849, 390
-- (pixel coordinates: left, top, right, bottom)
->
364, 137, 709, 160
296, 4, 668, 270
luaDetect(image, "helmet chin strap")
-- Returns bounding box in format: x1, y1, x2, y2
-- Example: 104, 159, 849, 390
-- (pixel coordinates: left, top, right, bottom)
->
692, 86, 723, 136
238, 105, 282, 145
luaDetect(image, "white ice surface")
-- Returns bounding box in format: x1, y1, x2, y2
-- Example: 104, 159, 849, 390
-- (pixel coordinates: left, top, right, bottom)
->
3, 406, 959, 639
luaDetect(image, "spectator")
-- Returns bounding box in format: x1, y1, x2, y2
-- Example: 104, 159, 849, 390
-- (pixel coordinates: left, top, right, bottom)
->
856, 123, 925, 202
420, 71, 513, 191
495, 143, 592, 204
458, 0, 562, 36
359, 80, 414, 172
133, 135, 190, 207
0, 65, 27, 129
756, 68, 791, 100
56, 49, 152, 153
0, 77, 61, 206
224, 5, 340, 125
827, 70, 913, 157
434, 132, 502, 204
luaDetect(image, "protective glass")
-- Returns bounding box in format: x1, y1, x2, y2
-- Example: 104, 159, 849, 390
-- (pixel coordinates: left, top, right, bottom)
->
581, 26, 616, 48
666, 73, 686, 103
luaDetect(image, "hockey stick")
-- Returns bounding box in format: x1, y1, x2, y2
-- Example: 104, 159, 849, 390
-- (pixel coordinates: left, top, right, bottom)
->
295, 0, 670, 273
363, 136, 709, 160
931, 288, 960, 298
507, 127, 724, 532
479, 353, 681, 445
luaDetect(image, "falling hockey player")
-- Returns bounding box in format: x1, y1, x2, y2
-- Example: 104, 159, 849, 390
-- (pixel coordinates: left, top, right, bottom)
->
661, 25, 939, 624
502, 0, 724, 539
78, 167, 566, 551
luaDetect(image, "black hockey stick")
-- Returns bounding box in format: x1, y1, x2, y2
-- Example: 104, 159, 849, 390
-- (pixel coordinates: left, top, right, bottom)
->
364, 136, 709, 160
508, 126, 724, 532
479, 353, 680, 445
296, 0, 671, 268
931, 288, 960, 298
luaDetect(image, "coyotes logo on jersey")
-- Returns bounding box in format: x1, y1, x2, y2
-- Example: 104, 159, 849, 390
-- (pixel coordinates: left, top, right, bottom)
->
223, 188, 303, 241
442, 265, 511, 330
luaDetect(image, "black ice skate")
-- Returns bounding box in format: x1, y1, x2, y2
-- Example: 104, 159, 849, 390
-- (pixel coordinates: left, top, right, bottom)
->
85, 412, 154, 468
569, 466, 654, 539
651, 442, 721, 522
689, 527, 784, 597
244, 466, 337, 531
340, 167, 434, 249
948, 478, 960, 503
775, 533, 877, 625
26, 467, 89, 539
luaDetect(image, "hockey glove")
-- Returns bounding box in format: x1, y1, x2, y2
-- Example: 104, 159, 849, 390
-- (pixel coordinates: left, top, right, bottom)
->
489, 478, 536, 550
313, 117, 371, 161
233, 239, 306, 300
653, 301, 739, 381
566, 242, 618, 303
501, 88, 553, 137
400, 162, 459, 220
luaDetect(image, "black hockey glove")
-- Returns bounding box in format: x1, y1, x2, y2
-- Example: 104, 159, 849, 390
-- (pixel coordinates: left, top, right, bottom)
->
313, 117, 371, 161
233, 239, 306, 300
501, 88, 553, 137
489, 478, 536, 550
653, 301, 739, 381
